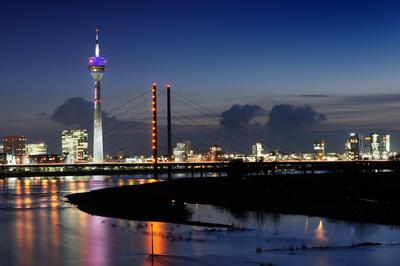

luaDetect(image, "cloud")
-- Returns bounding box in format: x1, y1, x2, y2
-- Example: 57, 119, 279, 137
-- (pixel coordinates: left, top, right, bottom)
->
298, 94, 332, 98
36, 112, 48, 117
338, 93, 400, 105
267, 104, 326, 134
220, 104, 264, 127
51, 97, 93, 126
213, 103, 327, 153
48, 97, 154, 155
291, 93, 400, 131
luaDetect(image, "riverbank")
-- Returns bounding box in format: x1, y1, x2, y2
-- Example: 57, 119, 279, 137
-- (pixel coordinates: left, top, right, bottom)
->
66, 172, 400, 226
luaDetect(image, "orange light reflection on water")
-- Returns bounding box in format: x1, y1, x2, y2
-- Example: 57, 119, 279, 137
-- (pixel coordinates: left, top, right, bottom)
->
23, 197, 32, 208
78, 181, 85, 192
15, 179, 34, 208
16, 180, 22, 195
147, 222, 167, 256
24, 179, 31, 195
315, 219, 327, 242
41, 179, 49, 193
49, 208, 60, 264
9, 176, 168, 265
16, 210, 33, 265
33, 178, 41, 186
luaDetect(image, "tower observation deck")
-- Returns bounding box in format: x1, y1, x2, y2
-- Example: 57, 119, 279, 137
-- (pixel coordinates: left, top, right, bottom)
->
88, 29, 107, 163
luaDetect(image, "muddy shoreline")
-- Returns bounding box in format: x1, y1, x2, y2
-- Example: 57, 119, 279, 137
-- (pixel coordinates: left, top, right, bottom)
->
66, 172, 400, 226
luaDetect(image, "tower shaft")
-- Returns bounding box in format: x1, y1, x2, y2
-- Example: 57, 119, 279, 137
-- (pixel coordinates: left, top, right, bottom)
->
88, 28, 106, 163
93, 80, 103, 163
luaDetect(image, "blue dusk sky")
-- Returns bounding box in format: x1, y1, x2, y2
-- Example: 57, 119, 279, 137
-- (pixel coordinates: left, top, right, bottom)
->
1, 0, 400, 154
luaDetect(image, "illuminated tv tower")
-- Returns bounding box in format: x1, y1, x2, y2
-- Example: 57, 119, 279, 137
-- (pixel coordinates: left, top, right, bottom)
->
88, 29, 107, 163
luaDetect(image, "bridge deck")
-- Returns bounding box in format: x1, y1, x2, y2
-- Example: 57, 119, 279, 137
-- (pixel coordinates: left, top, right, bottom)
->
0, 160, 399, 178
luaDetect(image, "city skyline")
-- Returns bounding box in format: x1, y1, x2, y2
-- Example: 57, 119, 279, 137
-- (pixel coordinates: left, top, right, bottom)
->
3, 3, 400, 266
0, 129, 394, 163
2, 1, 400, 153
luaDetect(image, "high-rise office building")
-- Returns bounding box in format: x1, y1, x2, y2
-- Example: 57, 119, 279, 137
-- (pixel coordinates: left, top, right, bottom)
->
252, 142, 264, 159
369, 133, 390, 160
371, 133, 380, 160
3, 135, 27, 164
345, 133, 361, 160
313, 138, 325, 160
173, 141, 192, 162
378, 134, 390, 160
61, 129, 88, 162
88, 29, 107, 163
27, 143, 47, 156
362, 136, 372, 159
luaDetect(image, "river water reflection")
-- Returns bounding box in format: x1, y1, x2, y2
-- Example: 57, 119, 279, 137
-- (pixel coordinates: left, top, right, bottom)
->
1, 176, 400, 266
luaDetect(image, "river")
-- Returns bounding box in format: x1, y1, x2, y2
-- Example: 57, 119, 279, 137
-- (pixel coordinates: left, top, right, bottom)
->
1, 176, 400, 266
